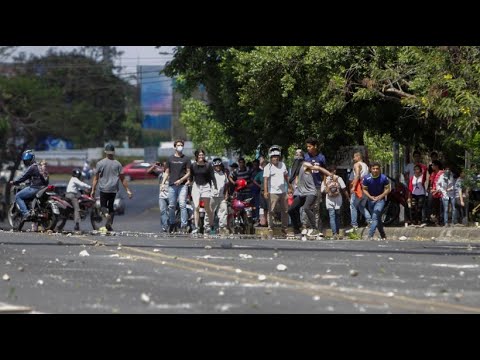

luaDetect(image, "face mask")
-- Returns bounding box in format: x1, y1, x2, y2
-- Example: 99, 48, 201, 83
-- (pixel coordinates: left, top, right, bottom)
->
176, 146, 183, 153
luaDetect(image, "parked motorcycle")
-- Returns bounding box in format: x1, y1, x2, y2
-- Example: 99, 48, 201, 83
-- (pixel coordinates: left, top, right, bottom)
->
56, 190, 100, 231
229, 194, 255, 234
8, 184, 62, 231
226, 180, 255, 234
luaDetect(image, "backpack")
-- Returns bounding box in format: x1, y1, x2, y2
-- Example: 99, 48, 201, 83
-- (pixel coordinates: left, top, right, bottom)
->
325, 175, 341, 197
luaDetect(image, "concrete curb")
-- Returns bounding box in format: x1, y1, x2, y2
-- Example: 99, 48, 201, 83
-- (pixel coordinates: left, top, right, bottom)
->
254, 226, 480, 241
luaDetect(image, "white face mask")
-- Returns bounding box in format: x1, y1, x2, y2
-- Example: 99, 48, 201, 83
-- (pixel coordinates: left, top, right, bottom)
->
176, 146, 183, 153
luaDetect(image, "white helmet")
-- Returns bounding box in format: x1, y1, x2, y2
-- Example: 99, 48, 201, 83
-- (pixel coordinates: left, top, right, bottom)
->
268, 145, 281, 158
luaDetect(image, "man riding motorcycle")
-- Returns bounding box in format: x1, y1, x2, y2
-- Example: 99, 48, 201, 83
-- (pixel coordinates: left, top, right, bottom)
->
9, 150, 49, 221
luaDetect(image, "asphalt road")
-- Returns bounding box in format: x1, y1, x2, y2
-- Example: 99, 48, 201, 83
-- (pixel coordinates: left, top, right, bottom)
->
1, 181, 480, 313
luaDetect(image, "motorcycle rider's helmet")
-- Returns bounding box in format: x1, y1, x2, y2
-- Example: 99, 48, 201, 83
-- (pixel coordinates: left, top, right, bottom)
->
104, 143, 115, 154
22, 150, 35, 167
72, 168, 82, 179
235, 179, 247, 192
212, 158, 222, 166
268, 145, 281, 158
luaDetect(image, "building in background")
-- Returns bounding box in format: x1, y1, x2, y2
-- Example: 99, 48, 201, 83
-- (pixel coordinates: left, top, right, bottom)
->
138, 66, 187, 142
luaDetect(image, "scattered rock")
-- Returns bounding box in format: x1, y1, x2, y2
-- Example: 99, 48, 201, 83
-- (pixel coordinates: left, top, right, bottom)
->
276, 264, 287, 271
386, 292, 395, 297
239, 254, 253, 259
21, 249, 26, 255
17, 267, 24, 272
459, 271, 465, 277
349, 269, 359, 277
258, 275, 267, 281
5, 261, 11, 265
140, 293, 150, 304
116, 278, 122, 283
36, 279, 44, 286
153, 248, 160, 252
313, 295, 320, 301
2, 274, 10, 281
399, 236, 407, 241
454, 293, 463, 301
127, 270, 132, 275
196, 277, 203, 283
218, 290, 225, 296
388, 257, 394, 261
204, 245, 212, 249
221, 242, 233, 249
79, 250, 90, 257
235, 269, 242, 274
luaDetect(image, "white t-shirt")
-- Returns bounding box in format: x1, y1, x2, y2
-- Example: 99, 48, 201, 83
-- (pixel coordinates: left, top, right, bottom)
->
66, 176, 91, 195
212, 171, 228, 197
263, 162, 287, 194
321, 176, 346, 210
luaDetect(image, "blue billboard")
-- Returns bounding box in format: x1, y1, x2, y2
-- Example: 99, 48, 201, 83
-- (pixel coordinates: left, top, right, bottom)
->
139, 65, 173, 131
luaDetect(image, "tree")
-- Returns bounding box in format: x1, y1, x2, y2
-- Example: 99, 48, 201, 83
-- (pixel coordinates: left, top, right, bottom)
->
179, 98, 231, 155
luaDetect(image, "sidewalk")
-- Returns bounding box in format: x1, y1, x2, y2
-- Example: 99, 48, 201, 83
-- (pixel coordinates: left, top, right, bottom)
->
255, 225, 480, 241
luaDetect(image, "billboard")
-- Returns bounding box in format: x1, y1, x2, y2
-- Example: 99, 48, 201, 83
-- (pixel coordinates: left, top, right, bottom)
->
139, 65, 173, 132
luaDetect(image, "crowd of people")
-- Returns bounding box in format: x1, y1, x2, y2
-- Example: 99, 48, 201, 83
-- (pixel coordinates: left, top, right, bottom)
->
8, 142, 475, 239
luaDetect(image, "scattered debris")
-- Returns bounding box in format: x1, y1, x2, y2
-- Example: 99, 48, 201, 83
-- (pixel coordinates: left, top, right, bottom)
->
218, 290, 225, 296
221, 242, 233, 249
17, 267, 24, 272
79, 250, 90, 257
140, 293, 151, 304
239, 254, 253, 259
204, 245, 212, 249
388, 257, 394, 261
153, 248, 160, 252
349, 269, 359, 277
36, 279, 44, 286
276, 264, 287, 271
459, 271, 465, 277
454, 293, 463, 301
386, 292, 395, 297
258, 275, 267, 281
235, 269, 242, 273
399, 236, 407, 241
127, 270, 132, 275
2, 274, 10, 281
116, 278, 122, 283
21, 249, 26, 255
313, 295, 320, 301
196, 277, 203, 283
109, 254, 120, 258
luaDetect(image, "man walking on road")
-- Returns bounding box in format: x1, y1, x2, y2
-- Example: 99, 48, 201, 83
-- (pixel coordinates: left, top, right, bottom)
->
91, 143, 133, 231
160, 139, 191, 233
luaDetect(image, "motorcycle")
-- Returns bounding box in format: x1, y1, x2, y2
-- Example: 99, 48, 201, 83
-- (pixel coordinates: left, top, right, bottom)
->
8, 184, 62, 231
56, 190, 101, 231
228, 193, 255, 235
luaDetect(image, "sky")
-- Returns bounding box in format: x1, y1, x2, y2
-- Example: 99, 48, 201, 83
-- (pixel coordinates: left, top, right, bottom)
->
8, 46, 175, 74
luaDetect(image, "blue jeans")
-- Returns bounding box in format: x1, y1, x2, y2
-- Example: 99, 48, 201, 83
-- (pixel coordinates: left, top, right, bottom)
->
442, 197, 456, 225
327, 208, 341, 235
350, 193, 371, 227
168, 184, 188, 229
367, 199, 386, 238
159, 197, 169, 231
15, 186, 39, 216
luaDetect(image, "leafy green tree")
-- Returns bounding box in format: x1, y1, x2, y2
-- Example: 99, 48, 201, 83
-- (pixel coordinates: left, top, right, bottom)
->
180, 98, 231, 156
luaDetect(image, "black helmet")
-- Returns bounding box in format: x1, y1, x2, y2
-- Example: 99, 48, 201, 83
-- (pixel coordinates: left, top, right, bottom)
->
212, 158, 222, 166
72, 168, 81, 178
22, 150, 35, 166
104, 143, 115, 154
